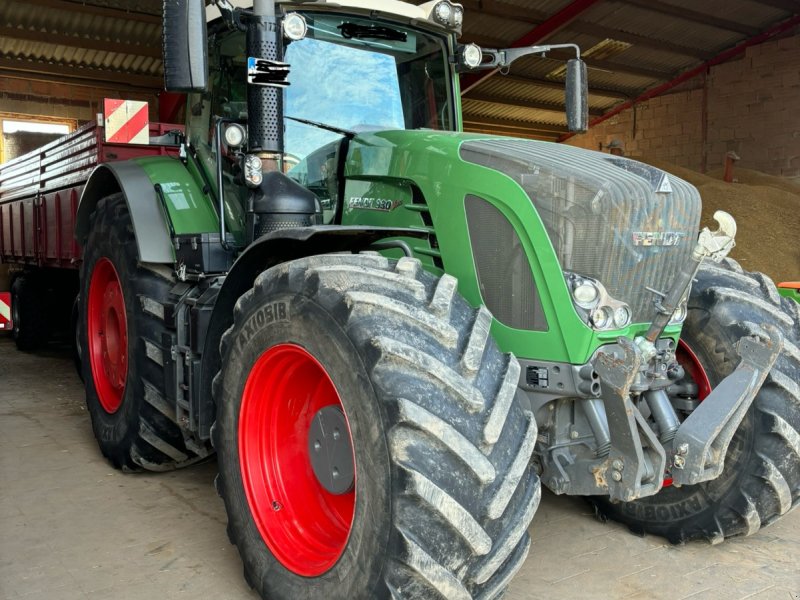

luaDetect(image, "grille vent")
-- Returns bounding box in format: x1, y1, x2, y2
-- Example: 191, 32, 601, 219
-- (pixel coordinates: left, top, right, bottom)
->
465, 195, 547, 331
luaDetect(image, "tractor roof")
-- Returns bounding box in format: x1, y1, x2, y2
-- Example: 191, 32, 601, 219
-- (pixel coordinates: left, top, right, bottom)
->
208, 0, 462, 36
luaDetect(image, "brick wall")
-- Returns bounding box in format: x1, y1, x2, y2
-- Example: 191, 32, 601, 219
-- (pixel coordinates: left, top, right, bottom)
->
567, 33, 800, 177
0, 77, 159, 125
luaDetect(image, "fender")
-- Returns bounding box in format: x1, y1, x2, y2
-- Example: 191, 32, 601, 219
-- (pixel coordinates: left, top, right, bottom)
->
75, 161, 175, 263
195, 225, 427, 439
75, 158, 219, 264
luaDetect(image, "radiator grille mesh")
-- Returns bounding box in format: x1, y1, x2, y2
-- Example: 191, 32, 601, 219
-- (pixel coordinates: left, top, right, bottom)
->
460, 140, 702, 324
465, 195, 547, 331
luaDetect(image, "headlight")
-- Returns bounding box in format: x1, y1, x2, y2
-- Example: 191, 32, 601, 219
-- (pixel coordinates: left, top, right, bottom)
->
572, 279, 599, 308
244, 154, 263, 188
566, 272, 632, 331
591, 307, 612, 329
434, 1, 452, 22
429, 1, 464, 31
613, 305, 631, 328
223, 123, 246, 149
282, 13, 308, 41
670, 302, 687, 324
461, 44, 483, 69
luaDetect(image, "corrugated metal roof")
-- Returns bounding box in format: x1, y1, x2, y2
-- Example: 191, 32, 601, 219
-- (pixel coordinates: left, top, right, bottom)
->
0, 0, 163, 88
0, 0, 796, 139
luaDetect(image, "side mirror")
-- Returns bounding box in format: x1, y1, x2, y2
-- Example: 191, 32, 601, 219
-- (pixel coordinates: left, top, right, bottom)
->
162, 0, 208, 92
565, 58, 589, 133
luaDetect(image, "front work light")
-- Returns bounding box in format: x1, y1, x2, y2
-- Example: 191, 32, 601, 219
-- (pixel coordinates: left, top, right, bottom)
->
282, 13, 308, 41
462, 43, 483, 69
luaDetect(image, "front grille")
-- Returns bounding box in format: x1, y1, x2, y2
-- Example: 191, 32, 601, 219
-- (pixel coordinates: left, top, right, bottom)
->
465, 195, 547, 331
460, 140, 702, 324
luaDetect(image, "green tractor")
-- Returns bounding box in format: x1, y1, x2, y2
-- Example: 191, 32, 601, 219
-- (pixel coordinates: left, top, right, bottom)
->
73, 0, 799, 597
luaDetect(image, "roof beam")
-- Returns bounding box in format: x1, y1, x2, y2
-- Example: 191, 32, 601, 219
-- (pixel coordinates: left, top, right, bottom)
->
0, 68, 163, 95
0, 26, 161, 59
616, 0, 760, 36
19, 0, 161, 24
566, 22, 714, 60
465, 92, 605, 116
464, 126, 558, 141
460, 0, 604, 94
754, 0, 800, 11
0, 57, 163, 89
560, 13, 800, 142
463, 33, 671, 83
463, 115, 568, 133
463, 73, 632, 100
462, 0, 712, 60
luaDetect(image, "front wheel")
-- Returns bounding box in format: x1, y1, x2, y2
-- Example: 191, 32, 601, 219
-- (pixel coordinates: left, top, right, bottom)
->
591, 258, 800, 543
214, 254, 540, 599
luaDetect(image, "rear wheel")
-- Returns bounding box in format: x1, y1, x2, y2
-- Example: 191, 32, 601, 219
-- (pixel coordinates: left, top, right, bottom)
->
591, 258, 800, 543
10, 274, 49, 351
214, 254, 541, 599
80, 193, 211, 471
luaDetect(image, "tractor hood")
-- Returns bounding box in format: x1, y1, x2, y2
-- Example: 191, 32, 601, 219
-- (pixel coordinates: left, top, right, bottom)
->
343, 130, 702, 328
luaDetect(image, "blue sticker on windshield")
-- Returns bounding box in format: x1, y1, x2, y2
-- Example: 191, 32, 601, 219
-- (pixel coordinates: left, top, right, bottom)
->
247, 57, 291, 88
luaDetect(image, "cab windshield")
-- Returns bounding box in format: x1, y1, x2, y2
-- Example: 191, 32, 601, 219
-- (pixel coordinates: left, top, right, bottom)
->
285, 14, 454, 159
192, 13, 454, 164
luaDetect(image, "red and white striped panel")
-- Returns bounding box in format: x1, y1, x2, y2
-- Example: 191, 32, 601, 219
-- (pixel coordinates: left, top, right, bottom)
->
0, 292, 11, 330
103, 99, 150, 145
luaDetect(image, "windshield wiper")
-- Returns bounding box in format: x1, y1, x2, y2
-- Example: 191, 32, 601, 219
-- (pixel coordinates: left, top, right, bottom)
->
286, 116, 356, 138
338, 23, 407, 42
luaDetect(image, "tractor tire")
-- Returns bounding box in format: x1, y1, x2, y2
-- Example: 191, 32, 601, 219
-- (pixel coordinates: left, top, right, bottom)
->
10, 274, 49, 351
80, 193, 211, 472
71, 295, 84, 382
213, 254, 540, 599
591, 258, 800, 543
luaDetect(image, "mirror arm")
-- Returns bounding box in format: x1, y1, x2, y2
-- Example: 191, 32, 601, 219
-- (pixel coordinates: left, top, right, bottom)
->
481, 43, 581, 69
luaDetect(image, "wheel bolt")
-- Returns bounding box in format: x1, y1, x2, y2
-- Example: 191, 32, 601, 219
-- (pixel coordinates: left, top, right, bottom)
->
314, 440, 321, 452
272, 501, 282, 511
611, 471, 622, 482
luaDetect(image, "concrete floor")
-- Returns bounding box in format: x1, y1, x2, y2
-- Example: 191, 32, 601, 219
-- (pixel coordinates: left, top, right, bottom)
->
1, 334, 798, 600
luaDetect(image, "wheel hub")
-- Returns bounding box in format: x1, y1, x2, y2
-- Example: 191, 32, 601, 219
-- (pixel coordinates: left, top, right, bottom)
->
239, 343, 356, 576
308, 405, 355, 495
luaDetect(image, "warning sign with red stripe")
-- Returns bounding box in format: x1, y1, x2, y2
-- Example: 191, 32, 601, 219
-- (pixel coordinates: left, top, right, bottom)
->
104, 98, 150, 145
0, 292, 11, 330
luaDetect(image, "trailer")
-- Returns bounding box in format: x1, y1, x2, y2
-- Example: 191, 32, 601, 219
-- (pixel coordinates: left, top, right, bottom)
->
0, 114, 182, 350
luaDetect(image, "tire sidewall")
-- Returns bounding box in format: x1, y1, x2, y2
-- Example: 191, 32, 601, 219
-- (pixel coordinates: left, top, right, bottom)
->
217, 291, 392, 598
610, 305, 757, 533
80, 204, 143, 454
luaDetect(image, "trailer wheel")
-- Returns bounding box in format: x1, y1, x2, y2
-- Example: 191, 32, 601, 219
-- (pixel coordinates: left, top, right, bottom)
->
214, 254, 540, 599
10, 274, 49, 351
591, 258, 800, 543
80, 193, 211, 471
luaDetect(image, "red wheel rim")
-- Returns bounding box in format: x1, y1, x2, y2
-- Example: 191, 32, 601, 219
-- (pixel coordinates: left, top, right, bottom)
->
663, 339, 713, 487
87, 258, 128, 413
676, 339, 711, 401
239, 344, 356, 576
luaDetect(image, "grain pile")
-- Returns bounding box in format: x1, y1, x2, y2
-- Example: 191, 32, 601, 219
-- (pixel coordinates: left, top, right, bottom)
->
640, 158, 799, 283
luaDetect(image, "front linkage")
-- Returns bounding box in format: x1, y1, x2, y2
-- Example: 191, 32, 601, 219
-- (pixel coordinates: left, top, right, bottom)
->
537, 211, 783, 502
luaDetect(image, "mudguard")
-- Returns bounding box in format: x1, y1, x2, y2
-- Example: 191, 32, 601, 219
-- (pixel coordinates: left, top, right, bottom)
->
76, 158, 218, 264
76, 161, 175, 263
